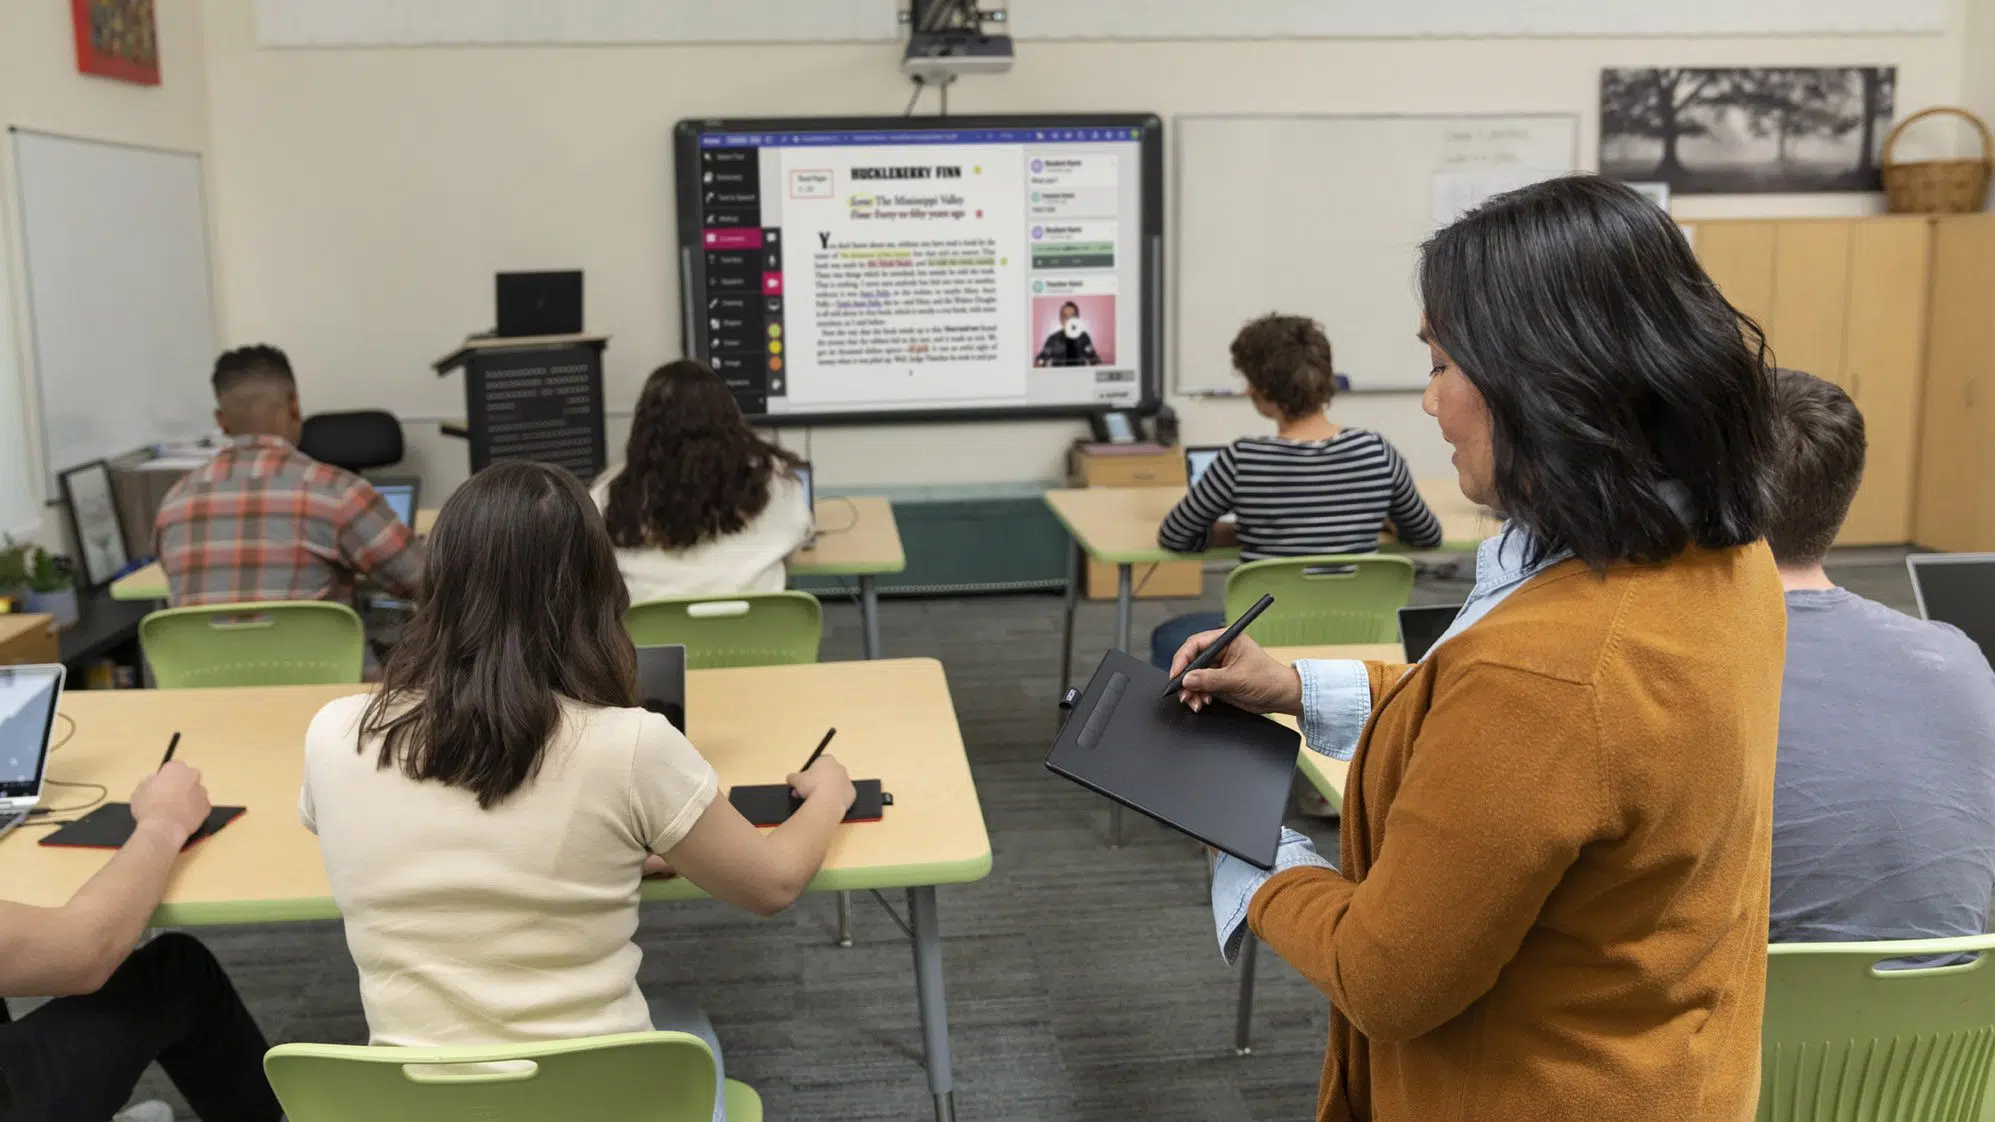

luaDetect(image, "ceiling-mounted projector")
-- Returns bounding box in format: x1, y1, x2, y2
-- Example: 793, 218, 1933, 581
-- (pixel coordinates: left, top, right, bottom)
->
902, 0, 1013, 81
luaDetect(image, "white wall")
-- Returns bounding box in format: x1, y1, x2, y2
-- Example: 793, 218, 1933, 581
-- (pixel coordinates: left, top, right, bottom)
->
0, 0, 213, 540
198, 0, 1972, 496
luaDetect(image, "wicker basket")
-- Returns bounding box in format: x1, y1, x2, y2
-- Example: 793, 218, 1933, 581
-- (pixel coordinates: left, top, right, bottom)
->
1881, 106, 1993, 214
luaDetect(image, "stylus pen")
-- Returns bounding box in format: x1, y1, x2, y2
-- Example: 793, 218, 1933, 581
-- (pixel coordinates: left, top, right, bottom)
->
800, 728, 837, 773
160, 732, 181, 769
1162, 594, 1276, 698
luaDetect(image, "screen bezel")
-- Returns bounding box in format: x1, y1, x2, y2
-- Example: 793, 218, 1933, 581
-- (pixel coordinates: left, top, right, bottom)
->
0, 664, 65, 801
674, 113, 1166, 428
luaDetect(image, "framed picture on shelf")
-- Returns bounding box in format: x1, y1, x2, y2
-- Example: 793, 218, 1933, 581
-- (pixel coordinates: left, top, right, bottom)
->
58, 460, 130, 589
72, 0, 161, 86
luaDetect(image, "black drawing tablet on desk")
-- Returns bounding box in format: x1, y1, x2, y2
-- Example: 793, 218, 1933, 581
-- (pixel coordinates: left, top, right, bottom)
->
1046, 649, 1299, 869
39, 804, 245, 850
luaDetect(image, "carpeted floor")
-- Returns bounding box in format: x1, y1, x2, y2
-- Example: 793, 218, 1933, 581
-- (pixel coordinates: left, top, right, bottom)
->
110, 547, 1920, 1120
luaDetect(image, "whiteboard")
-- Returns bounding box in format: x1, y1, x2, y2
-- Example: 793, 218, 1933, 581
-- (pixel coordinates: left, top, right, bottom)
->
1006, 0, 1946, 38
1173, 114, 1576, 395
255, 0, 897, 45
0, 209, 38, 538
12, 130, 218, 488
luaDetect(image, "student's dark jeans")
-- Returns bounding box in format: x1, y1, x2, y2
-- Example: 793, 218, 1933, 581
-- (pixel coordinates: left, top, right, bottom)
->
0, 933, 282, 1122
1151, 611, 1227, 670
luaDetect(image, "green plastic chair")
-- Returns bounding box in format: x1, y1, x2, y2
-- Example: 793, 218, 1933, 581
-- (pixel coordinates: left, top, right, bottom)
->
624, 592, 822, 669
1759, 933, 1995, 1121
264, 1031, 761, 1122
140, 601, 365, 688
1223, 554, 1415, 646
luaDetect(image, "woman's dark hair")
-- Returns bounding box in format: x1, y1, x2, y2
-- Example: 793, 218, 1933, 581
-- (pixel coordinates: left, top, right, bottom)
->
1060, 301, 1080, 316
602, 360, 802, 551
360, 461, 636, 809
1419, 175, 1775, 568
1231, 313, 1336, 420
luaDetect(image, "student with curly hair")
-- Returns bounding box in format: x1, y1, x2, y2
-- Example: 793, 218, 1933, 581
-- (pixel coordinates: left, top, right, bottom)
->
1150, 313, 1441, 671
593, 360, 813, 602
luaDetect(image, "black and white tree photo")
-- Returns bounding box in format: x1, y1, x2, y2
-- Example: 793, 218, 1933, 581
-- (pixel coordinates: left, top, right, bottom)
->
1600, 67, 1896, 194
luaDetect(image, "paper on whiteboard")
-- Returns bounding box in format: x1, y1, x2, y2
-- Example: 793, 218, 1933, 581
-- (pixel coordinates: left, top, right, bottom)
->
1430, 169, 1553, 228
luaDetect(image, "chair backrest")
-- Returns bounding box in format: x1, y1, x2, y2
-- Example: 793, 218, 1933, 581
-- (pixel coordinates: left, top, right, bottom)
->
140, 601, 365, 688
265, 1031, 720, 1122
624, 592, 822, 669
300, 410, 405, 473
1223, 555, 1414, 646
1759, 933, 1995, 1122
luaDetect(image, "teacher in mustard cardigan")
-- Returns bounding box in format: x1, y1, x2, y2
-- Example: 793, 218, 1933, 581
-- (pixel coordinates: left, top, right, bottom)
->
1172, 175, 1785, 1122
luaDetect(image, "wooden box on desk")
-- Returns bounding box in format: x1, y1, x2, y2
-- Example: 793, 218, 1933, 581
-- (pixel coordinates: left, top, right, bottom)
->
0, 615, 58, 666
1070, 444, 1203, 600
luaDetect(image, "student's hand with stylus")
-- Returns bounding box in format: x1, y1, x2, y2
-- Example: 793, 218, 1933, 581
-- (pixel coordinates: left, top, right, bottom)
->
1170, 630, 1303, 716
129, 761, 212, 848
788, 754, 856, 813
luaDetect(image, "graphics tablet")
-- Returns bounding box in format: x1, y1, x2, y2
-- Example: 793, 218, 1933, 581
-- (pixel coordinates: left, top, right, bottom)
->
1046, 649, 1298, 868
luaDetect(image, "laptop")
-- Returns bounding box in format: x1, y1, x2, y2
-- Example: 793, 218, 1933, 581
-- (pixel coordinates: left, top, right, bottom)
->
0, 664, 66, 843
1398, 603, 1464, 662
369, 474, 421, 529
495, 270, 584, 338
1908, 553, 1995, 663
635, 644, 688, 735
1182, 444, 1236, 525
1046, 649, 1299, 868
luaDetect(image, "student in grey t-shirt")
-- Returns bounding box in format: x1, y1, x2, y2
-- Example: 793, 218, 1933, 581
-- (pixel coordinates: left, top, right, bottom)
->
1765, 369, 1995, 945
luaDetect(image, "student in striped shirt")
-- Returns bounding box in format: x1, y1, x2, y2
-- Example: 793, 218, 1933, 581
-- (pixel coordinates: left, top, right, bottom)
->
1150, 314, 1442, 670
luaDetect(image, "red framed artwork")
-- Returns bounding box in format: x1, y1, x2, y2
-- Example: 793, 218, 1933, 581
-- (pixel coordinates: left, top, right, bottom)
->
71, 0, 161, 86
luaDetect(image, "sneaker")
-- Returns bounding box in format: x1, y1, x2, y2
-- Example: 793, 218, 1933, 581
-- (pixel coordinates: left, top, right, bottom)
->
114, 1101, 174, 1122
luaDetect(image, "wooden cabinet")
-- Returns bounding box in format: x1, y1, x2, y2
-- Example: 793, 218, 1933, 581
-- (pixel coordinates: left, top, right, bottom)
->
1689, 216, 1932, 545
0, 615, 57, 666
1840, 220, 1931, 544
1915, 214, 1995, 552
1070, 445, 1203, 600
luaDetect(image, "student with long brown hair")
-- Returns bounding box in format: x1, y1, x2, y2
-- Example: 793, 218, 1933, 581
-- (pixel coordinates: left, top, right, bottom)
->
301, 462, 853, 1120
594, 360, 812, 602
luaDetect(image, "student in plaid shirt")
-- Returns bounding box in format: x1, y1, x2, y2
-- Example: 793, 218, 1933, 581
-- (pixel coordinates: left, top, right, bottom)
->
154, 346, 421, 607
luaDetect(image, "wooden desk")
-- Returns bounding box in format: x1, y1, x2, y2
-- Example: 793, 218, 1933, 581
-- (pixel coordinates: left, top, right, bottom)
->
109, 501, 908, 659
788, 496, 907, 660
7, 658, 985, 1120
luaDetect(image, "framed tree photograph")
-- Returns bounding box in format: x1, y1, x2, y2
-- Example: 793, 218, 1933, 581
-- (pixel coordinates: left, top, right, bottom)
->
1601, 67, 1896, 194
72, 0, 161, 86
57, 460, 131, 589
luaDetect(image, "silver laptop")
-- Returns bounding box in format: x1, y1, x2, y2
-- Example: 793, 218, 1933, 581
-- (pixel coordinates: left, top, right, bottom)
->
795, 462, 817, 546
1908, 553, 1995, 664
0, 664, 66, 843
1182, 444, 1236, 525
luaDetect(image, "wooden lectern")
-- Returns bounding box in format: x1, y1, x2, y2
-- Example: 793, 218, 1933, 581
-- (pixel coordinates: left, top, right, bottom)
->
433, 333, 609, 481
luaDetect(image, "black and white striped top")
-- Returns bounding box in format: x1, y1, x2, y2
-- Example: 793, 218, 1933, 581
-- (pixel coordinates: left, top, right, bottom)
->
1158, 430, 1442, 561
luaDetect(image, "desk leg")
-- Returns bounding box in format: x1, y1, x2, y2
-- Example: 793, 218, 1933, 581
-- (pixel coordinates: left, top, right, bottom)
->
1107, 563, 1133, 847
860, 574, 882, 661
1059, 538, 1082, 693
836, 892, 853, 948
1234, 934, 1259, 1055
909, 887, 956, 1122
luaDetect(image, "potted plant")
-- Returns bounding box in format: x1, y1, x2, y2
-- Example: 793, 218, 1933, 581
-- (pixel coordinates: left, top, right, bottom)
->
23, 547, 79, 629
0, 539, 27, 608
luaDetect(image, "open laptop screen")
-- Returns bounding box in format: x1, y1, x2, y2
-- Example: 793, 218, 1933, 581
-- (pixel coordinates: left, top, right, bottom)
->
1910, 554, 1995, 664
0, 665, 64, 802
373, 481, 417, 527
1184, 446, 1223, 489
1398, 604, 1463, 662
